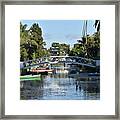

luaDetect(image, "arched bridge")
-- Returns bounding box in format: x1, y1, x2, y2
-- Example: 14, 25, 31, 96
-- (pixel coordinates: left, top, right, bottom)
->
20, 56, 100, 69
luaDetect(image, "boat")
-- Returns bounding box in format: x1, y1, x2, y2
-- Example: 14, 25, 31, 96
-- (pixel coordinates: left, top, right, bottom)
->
30, 67, 53, 74
88, 73, 100, 76
20, 74, 41, 81
31, 69, 53, 73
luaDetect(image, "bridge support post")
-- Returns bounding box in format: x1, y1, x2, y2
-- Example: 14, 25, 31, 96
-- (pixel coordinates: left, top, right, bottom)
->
51, 64, 52, 69
64, 63, 65, 68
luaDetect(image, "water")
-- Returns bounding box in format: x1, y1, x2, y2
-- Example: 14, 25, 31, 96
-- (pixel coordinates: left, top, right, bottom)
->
20, 71, 100, 100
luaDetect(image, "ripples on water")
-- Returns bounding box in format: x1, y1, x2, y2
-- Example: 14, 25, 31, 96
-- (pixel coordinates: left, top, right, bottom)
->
20, 73, 100, 100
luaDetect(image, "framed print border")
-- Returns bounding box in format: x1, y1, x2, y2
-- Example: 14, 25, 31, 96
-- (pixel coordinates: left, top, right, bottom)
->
0, 0, 119, 119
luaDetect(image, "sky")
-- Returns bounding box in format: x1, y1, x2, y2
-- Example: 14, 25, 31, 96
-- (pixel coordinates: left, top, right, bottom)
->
21, 20, 96, 49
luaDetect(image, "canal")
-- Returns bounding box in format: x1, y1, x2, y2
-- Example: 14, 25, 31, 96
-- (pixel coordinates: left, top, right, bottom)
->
20, 70, 100, 100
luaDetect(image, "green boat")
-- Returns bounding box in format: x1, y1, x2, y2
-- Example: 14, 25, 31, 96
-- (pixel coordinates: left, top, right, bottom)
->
20, 74, 41, 81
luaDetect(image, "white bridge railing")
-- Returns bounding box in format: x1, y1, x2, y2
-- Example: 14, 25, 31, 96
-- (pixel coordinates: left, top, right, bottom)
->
20, 56, 99, 69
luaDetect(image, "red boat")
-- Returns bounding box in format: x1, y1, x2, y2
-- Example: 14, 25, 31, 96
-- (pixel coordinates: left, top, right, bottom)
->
31, 68, 53, 73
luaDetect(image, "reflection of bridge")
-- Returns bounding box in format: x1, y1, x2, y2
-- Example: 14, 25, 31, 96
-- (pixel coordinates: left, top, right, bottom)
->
20, 56, 100, 69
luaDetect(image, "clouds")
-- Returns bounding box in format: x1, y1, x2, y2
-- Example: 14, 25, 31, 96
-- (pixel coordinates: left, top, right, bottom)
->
65, 34, 81, 40
43, 33, 81, 48
44, 33, 81, 40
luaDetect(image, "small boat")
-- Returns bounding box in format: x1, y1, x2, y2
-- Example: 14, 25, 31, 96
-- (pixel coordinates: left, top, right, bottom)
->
31, 69, 53, 73
20, 74, 41, 81
88, 73, 100, 76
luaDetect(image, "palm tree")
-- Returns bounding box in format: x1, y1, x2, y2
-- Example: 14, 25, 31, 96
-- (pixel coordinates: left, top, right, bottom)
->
94, 20, 100, 32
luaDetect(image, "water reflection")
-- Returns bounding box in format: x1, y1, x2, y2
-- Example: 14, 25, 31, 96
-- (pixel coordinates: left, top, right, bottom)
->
20, 73, 100, 100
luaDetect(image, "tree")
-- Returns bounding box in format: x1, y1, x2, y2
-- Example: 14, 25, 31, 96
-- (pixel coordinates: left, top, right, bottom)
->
29, 23, 46, 58
50, 42, 70, 56
69, 32, 100, 59
59, 43, 70, 56
20, 22, 29, 61
69, 43, 85, 57
20, 22, 47, 61
85, 32, 100, 59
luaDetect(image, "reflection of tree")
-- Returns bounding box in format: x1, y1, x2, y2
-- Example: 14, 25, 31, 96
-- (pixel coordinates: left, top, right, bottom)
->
53, 73, 68, 78
75, 79, 100, 94
20, 80, 44, 100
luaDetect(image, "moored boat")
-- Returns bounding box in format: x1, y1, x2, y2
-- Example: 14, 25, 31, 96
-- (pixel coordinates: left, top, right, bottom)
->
20, 74, 41, 81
